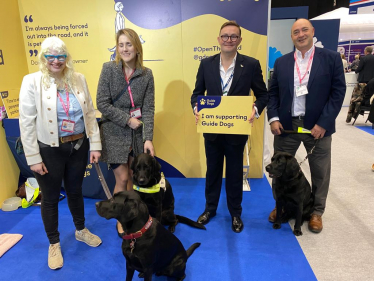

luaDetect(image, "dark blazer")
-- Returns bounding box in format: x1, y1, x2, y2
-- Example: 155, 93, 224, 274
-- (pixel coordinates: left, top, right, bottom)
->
191, 52, 268, 144
268, 47, 346, 137
356, 54, 374, 83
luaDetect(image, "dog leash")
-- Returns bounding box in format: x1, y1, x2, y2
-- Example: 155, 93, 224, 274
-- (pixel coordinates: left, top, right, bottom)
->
280, 128, 320, 166
298, 139, 320, 166
131, 121, 145, 157
94, 162, 114, 202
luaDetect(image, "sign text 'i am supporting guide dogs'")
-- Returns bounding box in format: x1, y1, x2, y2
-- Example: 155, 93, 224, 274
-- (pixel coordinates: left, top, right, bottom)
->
197, 96, 253, 135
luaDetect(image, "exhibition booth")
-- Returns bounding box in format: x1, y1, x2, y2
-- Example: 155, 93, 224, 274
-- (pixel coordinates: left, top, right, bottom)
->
312, 7, 374, 106
0, 0, 268, 204
1, 1, 374, 280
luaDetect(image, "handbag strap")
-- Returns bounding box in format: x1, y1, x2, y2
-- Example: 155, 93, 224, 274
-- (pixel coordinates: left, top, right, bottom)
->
112, 85, 128, 104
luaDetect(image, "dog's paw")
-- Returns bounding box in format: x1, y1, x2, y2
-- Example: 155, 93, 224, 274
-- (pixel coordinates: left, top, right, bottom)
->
293, 229, 303, 236
273, 222, 281, 229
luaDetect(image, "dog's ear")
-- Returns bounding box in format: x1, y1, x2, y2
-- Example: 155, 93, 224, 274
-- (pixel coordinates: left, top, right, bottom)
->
122, 198, 139, 221
152, 157, 161, 173
285, 155, 300, 178
152, 157, 162, 182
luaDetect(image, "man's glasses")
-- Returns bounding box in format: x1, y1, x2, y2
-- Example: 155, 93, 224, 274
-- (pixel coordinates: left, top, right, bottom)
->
220, 35, 240, 42
44, 54, 67, 62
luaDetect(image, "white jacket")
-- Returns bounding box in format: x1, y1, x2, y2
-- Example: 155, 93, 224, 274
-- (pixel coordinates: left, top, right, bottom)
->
19, 71, 102, 165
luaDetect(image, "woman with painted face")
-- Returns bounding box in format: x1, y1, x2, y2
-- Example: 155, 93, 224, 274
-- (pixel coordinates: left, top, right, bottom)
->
96, 28, 155, 237
19, 37, 102, 270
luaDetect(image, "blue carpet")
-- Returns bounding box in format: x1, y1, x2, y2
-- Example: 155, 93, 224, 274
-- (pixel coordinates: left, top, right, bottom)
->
356, 125, 374, 136
0, 177, 316, 281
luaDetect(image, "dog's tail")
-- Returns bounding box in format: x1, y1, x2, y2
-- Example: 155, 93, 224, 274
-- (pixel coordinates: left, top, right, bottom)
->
175, 215, 206, 230
186, 243, 201, 259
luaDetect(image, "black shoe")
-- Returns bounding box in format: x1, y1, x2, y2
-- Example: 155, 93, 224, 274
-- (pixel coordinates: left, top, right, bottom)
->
197, 211, 215, 225
232, 216, 244, 233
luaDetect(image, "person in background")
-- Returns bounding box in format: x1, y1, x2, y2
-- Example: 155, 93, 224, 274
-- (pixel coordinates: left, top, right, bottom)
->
96, 28, 155, 237
341, 53, 348, 72
191, 20, 268, 233
349, 54, 360, 71
267, 19, 346, 233
356, 46, 374, 83
19, 37, 102, 270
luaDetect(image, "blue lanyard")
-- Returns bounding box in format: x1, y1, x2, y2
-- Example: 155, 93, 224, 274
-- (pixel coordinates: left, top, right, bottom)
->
221, 70, 234, 92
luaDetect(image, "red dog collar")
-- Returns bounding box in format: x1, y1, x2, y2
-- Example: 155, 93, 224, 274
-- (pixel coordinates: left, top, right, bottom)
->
122, 216, 153, 240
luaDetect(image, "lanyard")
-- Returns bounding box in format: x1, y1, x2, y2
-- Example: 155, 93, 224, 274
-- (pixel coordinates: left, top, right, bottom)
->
124, 69, 135, 108
220, 70, 234, 92
294, 48, 314, 86
57, 84, 70, 119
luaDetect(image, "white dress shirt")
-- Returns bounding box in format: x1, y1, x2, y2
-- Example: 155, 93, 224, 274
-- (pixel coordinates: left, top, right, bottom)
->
269, 45, 315, 124
292, 45, 314, 117
219, 54, 236, 95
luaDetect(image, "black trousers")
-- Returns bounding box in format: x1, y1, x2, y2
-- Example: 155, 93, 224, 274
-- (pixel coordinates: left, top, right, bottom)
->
33, 137, 89, 244
204, 135, 246, 218
273, 119, 331, 216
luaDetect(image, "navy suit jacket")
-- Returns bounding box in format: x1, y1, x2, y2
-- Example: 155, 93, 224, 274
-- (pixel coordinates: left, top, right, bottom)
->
355, 54, 374, 83
191, 52, 268, 144
267, 47, 346, 137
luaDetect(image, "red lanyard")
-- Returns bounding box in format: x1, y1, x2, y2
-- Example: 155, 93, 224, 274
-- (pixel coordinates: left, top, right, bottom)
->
124, 69, 135, 108
57, 84, 70, 119
294, 48, 315, 85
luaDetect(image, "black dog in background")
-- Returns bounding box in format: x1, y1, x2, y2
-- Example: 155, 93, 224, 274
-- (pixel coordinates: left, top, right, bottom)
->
131, 153, 206, 233
96, 191, 200, 281
265, 151, 314, 236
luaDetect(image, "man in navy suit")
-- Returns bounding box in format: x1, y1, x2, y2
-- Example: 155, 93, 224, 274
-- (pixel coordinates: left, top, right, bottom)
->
191, 21, 268, 233
267, 19, 346, 233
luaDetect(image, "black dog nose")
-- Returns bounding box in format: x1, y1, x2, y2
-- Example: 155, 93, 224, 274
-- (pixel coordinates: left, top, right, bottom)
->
138, 177, 145, 184
265, 165, 271, 172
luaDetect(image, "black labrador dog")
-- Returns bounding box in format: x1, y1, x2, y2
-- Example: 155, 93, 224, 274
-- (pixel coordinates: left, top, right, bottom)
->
96, 191, 200, 281
131, 153, 206, 233
265, 151, 314, 236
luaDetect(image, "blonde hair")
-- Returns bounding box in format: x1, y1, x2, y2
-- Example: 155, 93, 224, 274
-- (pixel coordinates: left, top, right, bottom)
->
341, 53, 346, 60
38, 37, 75, 89
115, 28, 144, 70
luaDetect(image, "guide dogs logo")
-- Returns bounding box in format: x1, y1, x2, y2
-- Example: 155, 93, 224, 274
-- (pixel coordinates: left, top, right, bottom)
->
200, 98, 206, 105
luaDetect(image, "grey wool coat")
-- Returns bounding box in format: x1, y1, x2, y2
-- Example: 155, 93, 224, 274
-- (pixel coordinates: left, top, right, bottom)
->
97, 60, 155, 164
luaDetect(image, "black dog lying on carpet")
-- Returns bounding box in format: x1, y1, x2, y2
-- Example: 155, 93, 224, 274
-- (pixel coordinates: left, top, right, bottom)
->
96, 191, 200, 281
265, 151, 314, 236
131, 153, 206, 233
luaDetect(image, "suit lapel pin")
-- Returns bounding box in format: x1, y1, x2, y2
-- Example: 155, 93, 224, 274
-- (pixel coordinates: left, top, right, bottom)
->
240, 64, 244, 68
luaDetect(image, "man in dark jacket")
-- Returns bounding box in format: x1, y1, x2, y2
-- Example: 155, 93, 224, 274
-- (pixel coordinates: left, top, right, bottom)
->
267, 19, 346, 233
191, 21, 268, 233
356, 46, 374, 83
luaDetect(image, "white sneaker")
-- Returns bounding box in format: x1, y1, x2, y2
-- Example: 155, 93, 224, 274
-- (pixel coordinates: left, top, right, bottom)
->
75, 228, 102, 247
48, 242, 63, 270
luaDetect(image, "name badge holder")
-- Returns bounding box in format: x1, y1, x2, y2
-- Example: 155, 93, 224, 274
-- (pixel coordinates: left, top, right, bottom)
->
125, 69, 142, 119
221, 70, 234, 97
58, 85, 75, 133
295, 84, 308, 97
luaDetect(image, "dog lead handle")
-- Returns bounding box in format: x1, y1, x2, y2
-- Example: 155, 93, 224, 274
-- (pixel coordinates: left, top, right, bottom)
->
94, 162, 114, 201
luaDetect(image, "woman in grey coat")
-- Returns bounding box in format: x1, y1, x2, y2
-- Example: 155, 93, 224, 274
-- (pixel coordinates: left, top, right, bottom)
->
97, 28, 155, 235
